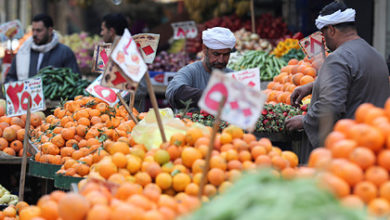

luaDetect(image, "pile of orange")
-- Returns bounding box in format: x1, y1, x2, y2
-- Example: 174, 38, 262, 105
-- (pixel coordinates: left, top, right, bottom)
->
63, 124, 300, 199
0, 107, 43, 157
264, 56, 320, 104
306, 98, 390, 217
30, 95, 138, 174
1, 179, 199, 220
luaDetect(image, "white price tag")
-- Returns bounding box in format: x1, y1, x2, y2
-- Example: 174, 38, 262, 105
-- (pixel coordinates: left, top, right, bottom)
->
171, 21, 198, 39
198, 70, 266, 131
5, 77, 46, 117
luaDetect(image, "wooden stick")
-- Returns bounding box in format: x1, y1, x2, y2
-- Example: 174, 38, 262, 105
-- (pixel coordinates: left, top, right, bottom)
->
18, 98, 31, 201
198, 96, 226, 200
116, 92, 138, 124
144, 72, 167, 143
250, 0, 256, 33
129, 91, 135, 110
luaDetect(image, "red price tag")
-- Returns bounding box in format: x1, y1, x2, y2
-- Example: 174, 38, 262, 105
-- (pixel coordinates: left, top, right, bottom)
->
4, 77, 46, 117
299, 31, 326, 58
85, 74, 128, 106
171, 21, 198, 40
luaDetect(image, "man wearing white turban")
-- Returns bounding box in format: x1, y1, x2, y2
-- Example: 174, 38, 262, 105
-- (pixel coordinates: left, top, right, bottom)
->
285, 1, 390, 163
166, 27, 236, 110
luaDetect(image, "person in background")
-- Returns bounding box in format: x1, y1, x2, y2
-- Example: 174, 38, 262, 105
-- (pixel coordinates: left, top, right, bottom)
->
285, 1, 390, 163
100, 13, 147, 112
100, 13, 128, 43
5, 14, 79, 82
166, 27, 236, 110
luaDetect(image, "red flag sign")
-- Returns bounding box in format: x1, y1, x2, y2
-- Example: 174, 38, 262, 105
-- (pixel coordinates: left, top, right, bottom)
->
198, 70, 266, 131
299, 31, 327, 58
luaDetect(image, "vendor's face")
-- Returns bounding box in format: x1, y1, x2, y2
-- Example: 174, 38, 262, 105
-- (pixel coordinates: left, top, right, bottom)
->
204, 47, 231, 71
32, 21, 52, 45
100, 22, 114, 43
321, 25, 336, 51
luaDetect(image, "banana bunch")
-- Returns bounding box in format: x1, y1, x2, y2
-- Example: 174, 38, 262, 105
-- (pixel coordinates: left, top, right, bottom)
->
0, 185, 18, 206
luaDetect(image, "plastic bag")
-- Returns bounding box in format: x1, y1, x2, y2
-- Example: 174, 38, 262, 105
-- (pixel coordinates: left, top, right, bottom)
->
131, 108, 207, 150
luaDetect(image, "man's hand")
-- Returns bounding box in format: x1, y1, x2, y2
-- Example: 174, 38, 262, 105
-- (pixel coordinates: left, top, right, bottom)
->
285, 115, 304, 131
290, 82, 314, 107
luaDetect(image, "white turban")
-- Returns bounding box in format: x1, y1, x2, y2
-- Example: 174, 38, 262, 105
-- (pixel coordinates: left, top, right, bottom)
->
202, 27, 236, 50
315, 8, 356, 30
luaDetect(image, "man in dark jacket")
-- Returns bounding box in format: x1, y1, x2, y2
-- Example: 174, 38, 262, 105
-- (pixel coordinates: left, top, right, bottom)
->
5, 14, 79, 82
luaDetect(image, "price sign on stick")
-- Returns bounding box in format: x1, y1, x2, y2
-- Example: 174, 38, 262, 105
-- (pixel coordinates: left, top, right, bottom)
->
102, 59, 139, 91
226, 68, 260, 91
0, 20, 24, 41
299, 31, 327, 58
133, 33, 160, 64
85, 74, 128, 106
198, 70, 266, 131
110, 29, 147, 82
91, 43, 112, 74
171, 21, 198, 39
4, 77, 45, 117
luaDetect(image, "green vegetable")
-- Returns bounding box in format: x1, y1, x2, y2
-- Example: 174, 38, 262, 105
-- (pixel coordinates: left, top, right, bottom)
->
185, 170, 367, 220
228, 50, 287, 82
36, 66, 91, 100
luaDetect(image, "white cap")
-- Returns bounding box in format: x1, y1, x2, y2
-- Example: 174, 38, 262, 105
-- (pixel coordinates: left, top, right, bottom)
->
315, 8, 356, 30
202, 27, 236, 50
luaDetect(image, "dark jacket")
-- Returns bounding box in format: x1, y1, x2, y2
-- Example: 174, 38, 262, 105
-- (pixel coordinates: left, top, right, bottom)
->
5, 43, 79, 82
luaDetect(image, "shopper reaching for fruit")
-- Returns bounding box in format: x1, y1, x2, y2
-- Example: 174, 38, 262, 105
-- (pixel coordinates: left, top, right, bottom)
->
5, 14, 79, 82
285, 1, 390, 163
166, 27, 236, 110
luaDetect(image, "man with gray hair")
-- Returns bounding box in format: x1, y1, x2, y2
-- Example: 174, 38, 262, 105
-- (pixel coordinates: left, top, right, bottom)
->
285, 1, 390, 163
166, 27, 236, 110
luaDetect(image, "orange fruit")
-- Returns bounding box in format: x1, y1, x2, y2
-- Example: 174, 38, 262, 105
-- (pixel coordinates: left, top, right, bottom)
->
207, 168, 225, 186
185, 127, 203, 145
181, 147, 202, 168
112, 152, 127, 168
379, 181, 390, 202
172, 173, 191, 192
153, 149, 170, 165
378, 150, 390, 171
324, 131, 345, 150
331, 139, 357, 159
109, 141, 130, 155
349, 147, 376, 170
340, 195, 364, 209
39, 200, 59, 220
281, 151, 298, 168
318, 172, 350, 198
308, 148, 332, 168
3, 206, 16, 217
2, 127, 16, 142
86, 204, 111, 220
365, 166, 389, 187
115, 182, 143, 200
19, 205, 41, 220
347, 124, 384, 153
98, 161, 117, 179
332, 161, 363, 187
170, 132, 186, 146
354, 181, 377, 203
367, 198, 390, 217
210, 155, 227, 171
223, 125, 244, 139
156, 173, 172, 190
134, 172, 152, 187
333, 119, 356, 135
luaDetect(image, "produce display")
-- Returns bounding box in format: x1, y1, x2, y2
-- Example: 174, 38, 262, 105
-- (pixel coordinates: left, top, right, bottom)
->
184, 0, 250, 23
272, 38, 300, 57
186, 170, 366, 220
234, 28, 273, 52
228, 50, 287, 81
281, 48, 306, 63
37, 66, 91, 100
0, 100, 43, 157
306, 99, 390, 218
30, 95, 139, 170
186, 14, 292, 54
60, 32, 101, 70
0, 184, 18, 206
177, 103, 305, 133
264, 57, 318, 104
147, 51, 191, 72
